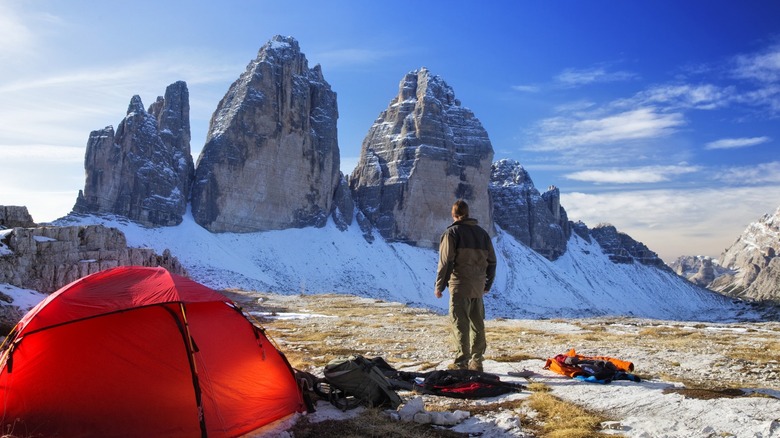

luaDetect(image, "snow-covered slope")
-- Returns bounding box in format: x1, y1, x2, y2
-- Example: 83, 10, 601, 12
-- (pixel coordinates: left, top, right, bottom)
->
53, 211, 748, 322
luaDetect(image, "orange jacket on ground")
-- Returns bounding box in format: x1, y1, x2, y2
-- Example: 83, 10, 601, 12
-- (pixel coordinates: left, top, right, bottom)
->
543, 348, 634, 378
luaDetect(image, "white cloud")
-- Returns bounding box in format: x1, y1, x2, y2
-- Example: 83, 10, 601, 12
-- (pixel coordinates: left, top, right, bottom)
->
556, 66, 638, 87
511, 84, 540, 93
624, 83, 732, 110
561, 186, 780, 262
565, 165, 700, 184
716, 161, 780, 184
0, 144, 84, 162
733, 45, 780, 83
0, 53, 240, 146
533, 107, 685, 151
705, 136, 771, 150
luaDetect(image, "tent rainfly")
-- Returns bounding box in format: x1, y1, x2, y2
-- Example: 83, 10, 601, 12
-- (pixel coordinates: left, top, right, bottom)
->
0, 266, 306, 437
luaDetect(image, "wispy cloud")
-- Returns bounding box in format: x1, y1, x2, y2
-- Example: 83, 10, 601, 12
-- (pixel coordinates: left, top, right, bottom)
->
716, 161, 780, 184
511, 84, 540, 93
727, 45, 780, 115
705, 136, 771, 150
624, 83, 732, 110
732, 44, 780, 83
556, 66, 638, 87
561, 185, 780, 261
0, 144, 84, 162
0, 53, 240, 146
0, 2, 35, 60
565, 164, 700, 184
532, 107, 685, 152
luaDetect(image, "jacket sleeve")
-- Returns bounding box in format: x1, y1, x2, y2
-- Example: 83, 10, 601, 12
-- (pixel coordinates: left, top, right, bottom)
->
435, 231, 455, 293
484, 238, 497, 291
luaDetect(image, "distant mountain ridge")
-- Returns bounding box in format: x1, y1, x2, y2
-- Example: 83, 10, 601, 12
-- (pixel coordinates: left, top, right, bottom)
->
710, 206, 780, 302
0, 35, 753, 323
672, 205, 780, 303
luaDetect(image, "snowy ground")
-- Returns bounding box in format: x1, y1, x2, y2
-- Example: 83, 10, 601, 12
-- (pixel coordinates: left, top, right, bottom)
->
235, 292, 780, 438
51, 211, 756, 322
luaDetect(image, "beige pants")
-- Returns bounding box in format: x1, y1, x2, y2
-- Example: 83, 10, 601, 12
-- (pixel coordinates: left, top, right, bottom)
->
449, 293, 486, 366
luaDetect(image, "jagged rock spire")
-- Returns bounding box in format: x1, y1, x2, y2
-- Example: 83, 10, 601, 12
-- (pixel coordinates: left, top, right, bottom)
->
73, 81, 194, 226
349, 68, 494, 248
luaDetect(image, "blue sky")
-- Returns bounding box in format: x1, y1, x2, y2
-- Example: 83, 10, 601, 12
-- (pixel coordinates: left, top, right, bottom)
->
1, 0, 779, 262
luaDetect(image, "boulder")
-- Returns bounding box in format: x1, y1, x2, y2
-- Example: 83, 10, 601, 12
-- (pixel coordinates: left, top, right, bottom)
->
0, 206, 36, 228
190, 35, 340, 233
349, 68, 493, 248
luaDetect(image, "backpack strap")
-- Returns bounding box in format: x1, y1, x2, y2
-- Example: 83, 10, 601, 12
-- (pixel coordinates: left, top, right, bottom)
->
316, 380, 363, 411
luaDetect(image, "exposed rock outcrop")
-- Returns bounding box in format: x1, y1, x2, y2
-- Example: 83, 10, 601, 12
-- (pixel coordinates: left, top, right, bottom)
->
709, 206, 780, 302
331, 173, 354, 231
191, 35, 340, 233
489, 159, 571, 260
0, 225, 186, 294
349, 68, 494, 248
73, 81, 194, 226
669, 255, 730, 287
590, 224, 666, 268
0, 206, 35, 228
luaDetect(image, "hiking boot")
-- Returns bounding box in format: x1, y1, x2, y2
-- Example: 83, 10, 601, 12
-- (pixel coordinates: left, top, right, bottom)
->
468, 360, 483, 372
447, 362, 467, 370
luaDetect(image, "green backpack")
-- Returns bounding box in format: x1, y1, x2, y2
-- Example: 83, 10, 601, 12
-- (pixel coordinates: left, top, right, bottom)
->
322, 355, 402, 410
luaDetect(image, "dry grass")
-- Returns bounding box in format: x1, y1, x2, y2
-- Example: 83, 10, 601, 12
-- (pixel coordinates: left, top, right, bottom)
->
726, 341, 780, 364
527, 392, 615, 438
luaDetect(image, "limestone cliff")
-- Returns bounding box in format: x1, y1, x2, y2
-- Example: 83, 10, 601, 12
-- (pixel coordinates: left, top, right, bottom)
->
0, 206, 36, 228
669, 255, 730, 287
73, 81, 194, 226
190, 35, 340, 232
349, 68, 494, 248
590, 224, 666, 268
0, 224, 185, 294
489, 159, 570, 260
709, 206, 780, 302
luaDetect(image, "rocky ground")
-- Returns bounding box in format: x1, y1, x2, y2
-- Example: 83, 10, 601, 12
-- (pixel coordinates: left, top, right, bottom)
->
225, 290, 780, 438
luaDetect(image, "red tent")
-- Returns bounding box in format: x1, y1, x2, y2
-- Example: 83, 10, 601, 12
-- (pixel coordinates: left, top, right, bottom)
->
0, 266, 305, 437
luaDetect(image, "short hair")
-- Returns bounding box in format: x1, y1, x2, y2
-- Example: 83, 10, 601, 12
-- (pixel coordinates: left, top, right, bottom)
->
452, 199, 469, 219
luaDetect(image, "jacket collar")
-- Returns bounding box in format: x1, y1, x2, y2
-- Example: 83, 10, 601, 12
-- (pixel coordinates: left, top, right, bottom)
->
450, 217, 478, 227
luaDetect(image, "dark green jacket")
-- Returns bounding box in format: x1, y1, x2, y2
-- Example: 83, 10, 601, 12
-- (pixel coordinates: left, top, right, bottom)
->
435, 218, 497, 298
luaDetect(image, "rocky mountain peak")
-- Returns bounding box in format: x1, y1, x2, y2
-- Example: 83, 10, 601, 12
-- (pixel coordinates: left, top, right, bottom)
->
491, 159, 533, 187
669, 255, 730, 287
127, 95, 145, 115
72, 82, 194, 227
257, 35, 303, 62
708, 205, 780, 302
590, 224, 666, 267
489, 159, 570, 260
190, 36, 340, 233
349, 68, 493, 248
399, 67, 458, 106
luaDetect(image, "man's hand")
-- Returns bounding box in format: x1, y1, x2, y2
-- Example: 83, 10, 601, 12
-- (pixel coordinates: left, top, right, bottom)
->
435, 289, 443, 299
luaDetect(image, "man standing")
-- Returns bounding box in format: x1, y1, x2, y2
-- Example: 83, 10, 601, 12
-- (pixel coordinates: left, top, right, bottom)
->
435, 199, 497, 372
